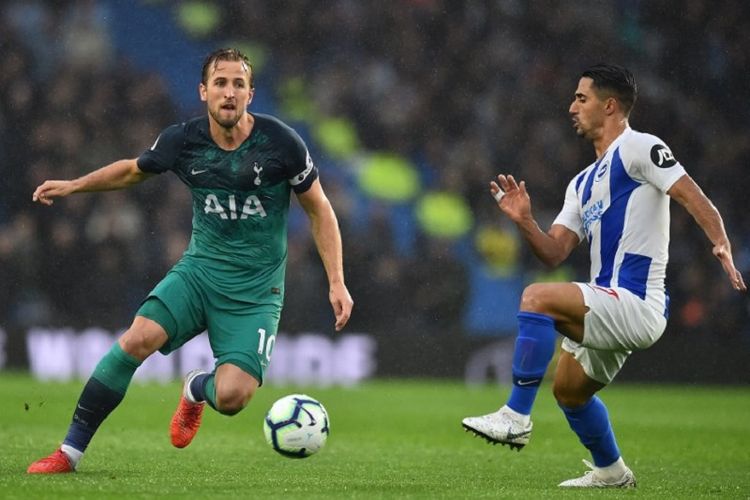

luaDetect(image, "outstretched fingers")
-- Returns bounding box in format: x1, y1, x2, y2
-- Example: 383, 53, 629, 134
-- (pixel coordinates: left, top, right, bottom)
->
495, 174, 510, 192
494, 174, 521, 193
506, 175, 520, 192
490, 181, 505, 203
490, 174, 527, 202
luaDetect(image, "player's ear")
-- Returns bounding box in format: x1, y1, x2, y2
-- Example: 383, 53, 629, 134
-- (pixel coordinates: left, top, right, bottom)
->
199, 83, 207, 102
247, 88, 254, 106
604, 96, 617, 115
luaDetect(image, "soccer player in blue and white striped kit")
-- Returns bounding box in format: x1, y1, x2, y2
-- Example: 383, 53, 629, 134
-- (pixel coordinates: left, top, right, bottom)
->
462, 64, 746, 488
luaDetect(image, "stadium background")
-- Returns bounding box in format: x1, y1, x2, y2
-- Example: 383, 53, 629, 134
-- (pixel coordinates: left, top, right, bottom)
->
0, 0, 748, 385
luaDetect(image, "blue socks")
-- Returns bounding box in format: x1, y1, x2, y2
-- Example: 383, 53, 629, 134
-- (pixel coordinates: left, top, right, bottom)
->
506, 312, 557, 415
561, 396, 621, 467
63, 343, 141, 455
505, 311, 621, 468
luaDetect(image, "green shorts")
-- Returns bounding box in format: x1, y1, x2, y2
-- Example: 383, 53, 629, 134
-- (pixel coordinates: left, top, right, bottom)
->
136, 267, 281, 385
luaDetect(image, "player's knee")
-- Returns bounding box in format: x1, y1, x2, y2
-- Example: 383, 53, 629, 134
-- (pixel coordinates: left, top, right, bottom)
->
118, 318, 167, 361
519, 283, 551, 314
215, 385, 255, 416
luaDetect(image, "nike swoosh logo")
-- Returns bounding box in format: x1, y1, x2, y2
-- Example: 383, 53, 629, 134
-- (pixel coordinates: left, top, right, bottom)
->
517, 379, 541, 386
150, 134, 161, 151
190, 168, 208, 175
505, 429, 532, 441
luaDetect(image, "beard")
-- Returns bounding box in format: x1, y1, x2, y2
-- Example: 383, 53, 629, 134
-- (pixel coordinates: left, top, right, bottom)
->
573, 121, 594, 140
209, 106, 244, 129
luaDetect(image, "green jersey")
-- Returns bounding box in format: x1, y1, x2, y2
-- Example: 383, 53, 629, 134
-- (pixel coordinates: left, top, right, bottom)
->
137, 113, 318, 308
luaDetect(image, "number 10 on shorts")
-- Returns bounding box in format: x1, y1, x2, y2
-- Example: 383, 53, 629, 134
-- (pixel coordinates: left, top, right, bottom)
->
257, 328, 276, 362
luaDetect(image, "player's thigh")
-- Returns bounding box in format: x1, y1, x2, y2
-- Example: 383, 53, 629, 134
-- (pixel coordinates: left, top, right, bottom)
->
576, 283, 666, 351
560, 337, 629, 385
136, 269, 207, 355
520, 282, 587, 342
206, 304, 281, 386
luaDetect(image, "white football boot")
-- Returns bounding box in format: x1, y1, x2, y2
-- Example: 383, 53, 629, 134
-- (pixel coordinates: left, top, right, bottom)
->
461, 405, 532, 450
558, 459, 636, 488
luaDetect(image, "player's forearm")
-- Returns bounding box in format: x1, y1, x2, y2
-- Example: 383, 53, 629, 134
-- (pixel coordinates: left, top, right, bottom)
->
516, 217, 567, 268
669, 175, 731, 247
72, 159, 148, 193
685, 195, 731, 248
309, 203, 346, 286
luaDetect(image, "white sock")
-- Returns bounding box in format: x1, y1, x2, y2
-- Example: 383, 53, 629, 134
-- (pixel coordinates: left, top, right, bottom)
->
60, 444, 83, 469
184, 383, 198, 404
183, 371, 205, 404
596, 457, 628, 481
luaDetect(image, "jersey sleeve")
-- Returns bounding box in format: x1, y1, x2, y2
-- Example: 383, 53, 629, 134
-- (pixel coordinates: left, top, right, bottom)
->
552, 177, 585, 242
623, 133, 686, 193
136, 123, 186, 174
285, 130, 319, 194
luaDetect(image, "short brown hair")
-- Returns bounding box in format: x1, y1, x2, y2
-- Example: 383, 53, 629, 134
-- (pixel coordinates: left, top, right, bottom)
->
201, 48, 254, 88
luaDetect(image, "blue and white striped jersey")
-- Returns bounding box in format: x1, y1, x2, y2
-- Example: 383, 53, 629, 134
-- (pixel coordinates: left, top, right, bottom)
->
553, 128, 686, 313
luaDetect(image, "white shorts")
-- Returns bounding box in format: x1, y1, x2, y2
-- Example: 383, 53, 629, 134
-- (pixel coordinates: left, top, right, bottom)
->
561, 282, 667, 384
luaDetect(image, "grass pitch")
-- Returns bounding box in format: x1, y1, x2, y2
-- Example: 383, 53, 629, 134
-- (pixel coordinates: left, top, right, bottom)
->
1, 373, 748, 499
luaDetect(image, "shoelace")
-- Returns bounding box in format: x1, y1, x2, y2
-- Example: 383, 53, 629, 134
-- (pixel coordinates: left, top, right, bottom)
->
179, 401, 202, 427
39, 451, 71, 469
578, 459, 597, 478
579, 459, 626, 485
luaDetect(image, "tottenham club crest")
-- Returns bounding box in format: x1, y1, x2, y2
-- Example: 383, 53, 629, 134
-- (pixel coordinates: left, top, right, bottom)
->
253, 162, 263, 186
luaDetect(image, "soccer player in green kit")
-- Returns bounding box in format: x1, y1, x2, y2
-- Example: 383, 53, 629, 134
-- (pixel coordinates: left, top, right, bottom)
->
27, 48, 354, 473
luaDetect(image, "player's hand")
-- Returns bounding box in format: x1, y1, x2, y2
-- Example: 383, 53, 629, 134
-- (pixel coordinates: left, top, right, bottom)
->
32, 180, 76, 206
713, 243, 746, 292
329, 282, 353, 331
489, 174, 531, 222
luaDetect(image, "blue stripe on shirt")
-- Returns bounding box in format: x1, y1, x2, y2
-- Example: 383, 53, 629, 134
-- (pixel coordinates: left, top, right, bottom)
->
618, 253, 651, 299
575, 171, 587, 193
595, 148, 640, 287
581, 158, 604, 206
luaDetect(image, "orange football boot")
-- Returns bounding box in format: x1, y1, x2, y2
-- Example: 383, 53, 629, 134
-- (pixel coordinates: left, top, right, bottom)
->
27, 448, 75, 474
170, 370, 206, 448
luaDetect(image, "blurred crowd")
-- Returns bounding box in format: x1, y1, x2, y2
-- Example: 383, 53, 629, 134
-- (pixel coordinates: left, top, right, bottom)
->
0, 0, 183, 332
1, 0, 748, 343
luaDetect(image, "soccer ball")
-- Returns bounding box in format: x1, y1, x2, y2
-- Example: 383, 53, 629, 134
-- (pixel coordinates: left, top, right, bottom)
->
263, 394, 329, 458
